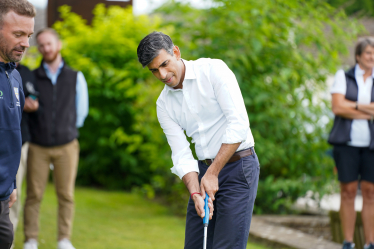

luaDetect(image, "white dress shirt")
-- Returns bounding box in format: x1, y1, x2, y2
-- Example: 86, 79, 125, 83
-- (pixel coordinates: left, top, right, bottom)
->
156, 58, 255, 179
330, 64, 374, 147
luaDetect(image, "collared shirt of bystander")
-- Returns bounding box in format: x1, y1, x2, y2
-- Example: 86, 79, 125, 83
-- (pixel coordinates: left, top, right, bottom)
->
156, 58, 255, 179
331, 64, 374, 147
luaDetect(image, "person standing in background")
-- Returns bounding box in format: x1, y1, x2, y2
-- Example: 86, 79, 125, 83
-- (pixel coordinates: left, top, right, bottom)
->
329, 37, 374, 249
23, 28, 89, 249
0, 0, 35, 248
9, 62, 39, 248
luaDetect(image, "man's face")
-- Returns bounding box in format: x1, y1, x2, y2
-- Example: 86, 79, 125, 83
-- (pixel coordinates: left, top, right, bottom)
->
0, 11, 34, 63
37, 32, 61, 63
357, 45, 374, 70
147, 47, 183, 89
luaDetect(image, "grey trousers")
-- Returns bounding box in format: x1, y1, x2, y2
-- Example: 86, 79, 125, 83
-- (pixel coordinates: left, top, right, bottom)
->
185, 148, 260, 249
0, 199, 13, 249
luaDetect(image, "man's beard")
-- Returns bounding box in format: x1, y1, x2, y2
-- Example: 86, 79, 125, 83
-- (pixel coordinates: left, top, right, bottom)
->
43, 50, 59, 63
0, 34, 25, 63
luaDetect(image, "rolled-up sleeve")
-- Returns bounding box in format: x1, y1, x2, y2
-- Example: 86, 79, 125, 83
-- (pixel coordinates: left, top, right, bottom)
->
209, 60, 249, 144
76, 71, 89, 128
156, 98, 199, 179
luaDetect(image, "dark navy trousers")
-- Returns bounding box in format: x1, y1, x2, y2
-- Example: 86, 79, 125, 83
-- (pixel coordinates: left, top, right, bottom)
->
0, 199, 13, 249
184, 148, 260, 249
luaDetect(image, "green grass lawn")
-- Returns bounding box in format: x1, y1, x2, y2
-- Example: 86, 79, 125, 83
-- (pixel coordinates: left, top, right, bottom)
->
14, 183, 269, 249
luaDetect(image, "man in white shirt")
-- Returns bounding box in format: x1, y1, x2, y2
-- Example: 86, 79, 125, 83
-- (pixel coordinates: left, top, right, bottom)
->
137, 32, 260, 249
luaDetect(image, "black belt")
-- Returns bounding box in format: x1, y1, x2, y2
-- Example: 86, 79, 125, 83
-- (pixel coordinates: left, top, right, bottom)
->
202, 148, 253, 166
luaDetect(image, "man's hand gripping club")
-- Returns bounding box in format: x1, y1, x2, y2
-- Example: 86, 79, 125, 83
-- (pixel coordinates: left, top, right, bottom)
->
183, 143, 241, 219
183, 172, 214, 220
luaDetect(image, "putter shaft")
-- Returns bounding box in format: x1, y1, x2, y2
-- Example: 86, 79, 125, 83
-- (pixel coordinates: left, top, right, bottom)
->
203, 193, 209, 249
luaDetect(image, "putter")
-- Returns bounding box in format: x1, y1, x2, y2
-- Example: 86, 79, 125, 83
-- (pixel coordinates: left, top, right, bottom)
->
203, 192, 210, 249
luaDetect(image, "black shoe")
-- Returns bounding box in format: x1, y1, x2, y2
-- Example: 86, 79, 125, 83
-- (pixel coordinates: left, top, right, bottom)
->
342, 241, 355, 249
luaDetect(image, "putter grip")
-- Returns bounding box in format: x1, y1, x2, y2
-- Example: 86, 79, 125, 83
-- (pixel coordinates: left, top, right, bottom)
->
203, 192, 209, 225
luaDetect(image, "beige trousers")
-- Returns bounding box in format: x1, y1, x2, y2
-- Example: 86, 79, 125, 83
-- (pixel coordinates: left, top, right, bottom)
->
24, 139, 79, 241
9, 143, 29, 248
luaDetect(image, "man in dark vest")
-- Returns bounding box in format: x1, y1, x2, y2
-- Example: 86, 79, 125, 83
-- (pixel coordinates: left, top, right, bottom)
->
24, 28, 89, 249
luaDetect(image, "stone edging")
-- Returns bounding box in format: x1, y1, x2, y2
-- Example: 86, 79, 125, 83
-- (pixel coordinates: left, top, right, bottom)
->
249, 216, 342, 249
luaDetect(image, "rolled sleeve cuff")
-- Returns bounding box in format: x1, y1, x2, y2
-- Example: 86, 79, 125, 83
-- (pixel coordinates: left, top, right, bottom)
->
222, 126, 249, 144
76, 115, 85, 128
171, 159, 199, 179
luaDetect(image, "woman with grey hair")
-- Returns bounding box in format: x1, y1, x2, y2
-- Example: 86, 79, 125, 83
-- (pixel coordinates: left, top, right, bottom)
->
329, 38, 374, 249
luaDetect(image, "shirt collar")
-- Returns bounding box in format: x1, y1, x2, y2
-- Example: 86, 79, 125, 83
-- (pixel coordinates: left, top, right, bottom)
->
0, 61, 16, 72
355, 63, 374, 78
183, 59, 196, 80
43, 60, 64, 74
165, 59, 195, 92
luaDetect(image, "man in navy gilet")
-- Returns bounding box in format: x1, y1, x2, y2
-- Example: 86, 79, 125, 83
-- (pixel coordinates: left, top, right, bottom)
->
0, 0, 35, 248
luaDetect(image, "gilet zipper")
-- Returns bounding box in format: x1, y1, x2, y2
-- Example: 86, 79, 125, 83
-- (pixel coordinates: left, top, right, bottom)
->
5, 71, 14, 108
51, 84, 57, 144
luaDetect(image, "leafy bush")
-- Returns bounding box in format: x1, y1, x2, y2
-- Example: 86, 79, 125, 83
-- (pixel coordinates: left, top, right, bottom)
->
254, 176, 308, 214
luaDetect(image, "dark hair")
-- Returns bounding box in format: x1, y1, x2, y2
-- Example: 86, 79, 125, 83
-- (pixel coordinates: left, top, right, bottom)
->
36, 28, 60, 41
0, 0, 36, 28
355, 37, 374, 63
137, 31, 174, 67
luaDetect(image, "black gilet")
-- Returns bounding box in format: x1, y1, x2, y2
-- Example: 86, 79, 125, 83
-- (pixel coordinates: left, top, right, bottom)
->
328, 67, 374, 150
29, 61, 78, 146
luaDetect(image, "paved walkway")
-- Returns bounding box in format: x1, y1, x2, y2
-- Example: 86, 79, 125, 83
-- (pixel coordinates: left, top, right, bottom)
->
250, 216, 341, 249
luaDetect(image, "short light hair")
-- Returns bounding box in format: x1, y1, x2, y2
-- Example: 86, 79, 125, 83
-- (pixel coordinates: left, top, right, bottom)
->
137, 31, 174, 67
0, 0, 36, 28
355, 37, 374, 63
36, 28, 60, 41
